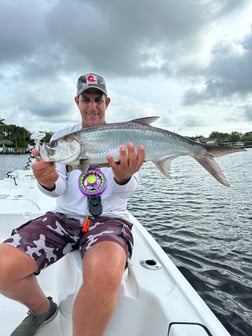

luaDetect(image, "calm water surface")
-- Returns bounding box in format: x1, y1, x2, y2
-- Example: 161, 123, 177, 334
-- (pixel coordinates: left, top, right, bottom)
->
0, 151, 252, 336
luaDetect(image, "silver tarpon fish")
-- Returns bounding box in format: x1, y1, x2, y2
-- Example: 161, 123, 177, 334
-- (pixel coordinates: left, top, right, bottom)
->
40, 116, 245, 186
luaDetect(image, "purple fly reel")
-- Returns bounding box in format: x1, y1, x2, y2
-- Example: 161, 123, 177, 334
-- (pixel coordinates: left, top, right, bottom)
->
79, 167, 107, 197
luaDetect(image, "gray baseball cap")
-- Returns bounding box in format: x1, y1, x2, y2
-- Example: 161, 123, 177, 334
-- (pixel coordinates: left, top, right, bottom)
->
76, 73, 108, 96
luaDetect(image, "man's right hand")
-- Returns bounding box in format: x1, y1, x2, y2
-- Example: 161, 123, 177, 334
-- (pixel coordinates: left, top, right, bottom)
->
32, 149, 58, 190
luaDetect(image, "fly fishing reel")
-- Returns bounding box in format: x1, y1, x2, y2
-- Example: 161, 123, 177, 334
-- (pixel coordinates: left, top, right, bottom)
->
79, 167, 107, 197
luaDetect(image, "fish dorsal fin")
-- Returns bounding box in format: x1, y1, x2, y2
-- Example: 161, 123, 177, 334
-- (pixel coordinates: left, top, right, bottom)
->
129, 116, 160, 125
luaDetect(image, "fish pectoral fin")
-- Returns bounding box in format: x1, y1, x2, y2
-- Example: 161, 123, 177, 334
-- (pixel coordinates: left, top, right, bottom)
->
152, 155, 179, 179
129, 116, 160, 125
96, 163, 110, 168
78, 158, 90, 172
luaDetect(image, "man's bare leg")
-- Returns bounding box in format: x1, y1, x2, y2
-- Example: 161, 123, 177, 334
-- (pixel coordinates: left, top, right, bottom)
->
72, 241, 126, 336
0, 244, 50, 314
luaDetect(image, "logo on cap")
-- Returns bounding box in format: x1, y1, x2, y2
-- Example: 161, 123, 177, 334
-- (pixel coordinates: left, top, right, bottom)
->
86, 74, 97, 84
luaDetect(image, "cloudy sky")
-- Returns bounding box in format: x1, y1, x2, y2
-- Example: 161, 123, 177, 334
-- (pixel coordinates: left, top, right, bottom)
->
0, 0, 252, 136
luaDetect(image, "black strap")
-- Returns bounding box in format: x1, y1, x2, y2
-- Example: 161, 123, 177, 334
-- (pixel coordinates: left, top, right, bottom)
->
88, 196, 102, 217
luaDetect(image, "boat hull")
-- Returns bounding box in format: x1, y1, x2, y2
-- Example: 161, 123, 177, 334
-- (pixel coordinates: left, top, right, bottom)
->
0, 170, 230, 335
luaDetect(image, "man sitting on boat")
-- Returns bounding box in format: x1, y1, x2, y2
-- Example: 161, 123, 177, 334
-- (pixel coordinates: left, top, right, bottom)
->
0, 73, 145, 336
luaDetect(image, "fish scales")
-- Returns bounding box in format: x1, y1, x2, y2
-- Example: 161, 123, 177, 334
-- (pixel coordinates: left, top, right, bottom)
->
79, 122, 196, 164
40, 117, 246, 186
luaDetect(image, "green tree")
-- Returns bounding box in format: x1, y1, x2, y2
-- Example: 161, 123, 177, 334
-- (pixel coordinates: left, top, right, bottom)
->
229, 131, 241, 142
209, 131, 230, 143
241, 132, 252, 141
43, 131, 53, 142
0, 124, 30, 148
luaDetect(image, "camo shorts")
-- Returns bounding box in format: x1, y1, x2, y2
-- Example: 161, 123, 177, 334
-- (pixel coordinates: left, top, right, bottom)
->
3, 211, 134, 272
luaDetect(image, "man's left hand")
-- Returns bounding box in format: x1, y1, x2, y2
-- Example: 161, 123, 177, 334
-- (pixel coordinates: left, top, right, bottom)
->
106, 142, 145, 185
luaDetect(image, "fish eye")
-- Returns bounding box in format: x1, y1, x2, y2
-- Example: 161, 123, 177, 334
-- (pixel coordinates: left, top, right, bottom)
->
49, 140, 57, 148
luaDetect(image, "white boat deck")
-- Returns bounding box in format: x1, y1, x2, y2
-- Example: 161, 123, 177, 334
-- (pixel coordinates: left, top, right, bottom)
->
0, 171, 231, 335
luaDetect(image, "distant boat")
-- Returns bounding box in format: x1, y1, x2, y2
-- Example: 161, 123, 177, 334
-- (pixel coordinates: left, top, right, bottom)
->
233, 141, 245, 148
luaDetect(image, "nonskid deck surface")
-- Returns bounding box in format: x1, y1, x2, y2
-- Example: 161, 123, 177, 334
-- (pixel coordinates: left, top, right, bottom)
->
0, 172, 231, 336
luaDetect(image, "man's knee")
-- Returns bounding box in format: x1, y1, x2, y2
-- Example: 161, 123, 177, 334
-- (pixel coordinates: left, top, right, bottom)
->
83, 242, 126, 295
0, 244, 37, 288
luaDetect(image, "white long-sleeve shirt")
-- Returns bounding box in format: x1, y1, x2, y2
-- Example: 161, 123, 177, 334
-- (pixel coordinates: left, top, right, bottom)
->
38, 124, 139, 222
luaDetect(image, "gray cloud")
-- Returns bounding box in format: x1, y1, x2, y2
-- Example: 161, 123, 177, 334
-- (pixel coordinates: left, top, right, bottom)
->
0, 2, 47, 63
244, 105, 252, 121
0, 0, 251, 134
183, 28, 252, 105
1, 0, 249, 78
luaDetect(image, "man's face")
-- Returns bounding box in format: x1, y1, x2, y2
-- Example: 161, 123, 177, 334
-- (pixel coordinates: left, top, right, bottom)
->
75, 88, 110, 127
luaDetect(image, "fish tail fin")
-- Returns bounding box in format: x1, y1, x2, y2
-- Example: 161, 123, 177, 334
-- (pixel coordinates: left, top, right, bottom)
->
193, 146, 246, 187
193, 156, 230, 187
153, 146, 245, 187
154, 154, 231, 186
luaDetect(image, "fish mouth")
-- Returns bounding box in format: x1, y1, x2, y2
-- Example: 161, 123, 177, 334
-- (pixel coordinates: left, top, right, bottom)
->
40, 139, 81, 163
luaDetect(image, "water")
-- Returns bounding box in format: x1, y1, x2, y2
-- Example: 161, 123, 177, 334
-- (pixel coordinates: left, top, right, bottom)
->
127, 149, 252, 336
0, 154, 31, 179
0, 151, 252, 335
